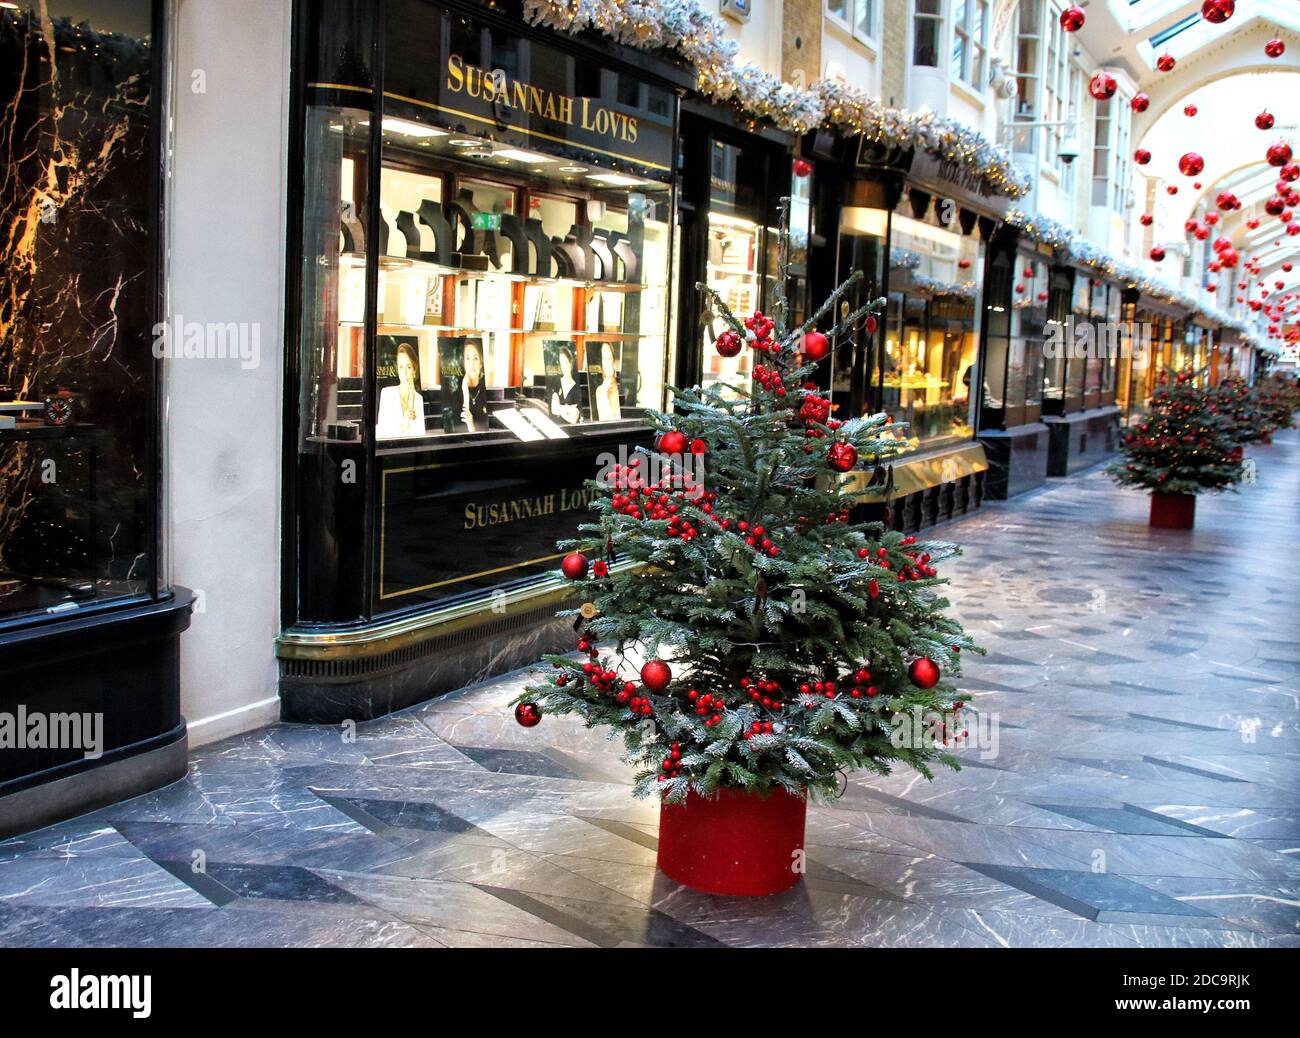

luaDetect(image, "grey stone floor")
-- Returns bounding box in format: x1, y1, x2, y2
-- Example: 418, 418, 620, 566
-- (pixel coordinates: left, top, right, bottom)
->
2, 434, 1298, 948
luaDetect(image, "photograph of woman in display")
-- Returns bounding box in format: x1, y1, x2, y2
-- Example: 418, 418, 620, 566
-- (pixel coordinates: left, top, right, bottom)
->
586, 340, 621, 421
437, 336, 489, 432
375, 339, 426, 439
545, 341, 582, 424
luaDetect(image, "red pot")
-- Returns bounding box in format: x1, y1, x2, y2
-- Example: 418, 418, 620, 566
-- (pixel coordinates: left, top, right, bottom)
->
658, 787, 807, 896
1150, 492, 1196, 529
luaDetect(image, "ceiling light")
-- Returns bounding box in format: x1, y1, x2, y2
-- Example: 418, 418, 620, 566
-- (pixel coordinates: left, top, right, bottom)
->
559, 165, 588, 173
381, 118, 446, 138
494, 148, 556, 164
449, 139, 480, 147
587, 173, 644, 187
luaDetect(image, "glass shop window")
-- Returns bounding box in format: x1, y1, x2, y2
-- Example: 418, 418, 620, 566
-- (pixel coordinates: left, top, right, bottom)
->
0, 2, 162, 625
884, 192, 981, 447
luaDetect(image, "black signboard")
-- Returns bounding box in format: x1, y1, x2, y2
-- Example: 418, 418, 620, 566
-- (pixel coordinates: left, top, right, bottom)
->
382, 0, 676, 179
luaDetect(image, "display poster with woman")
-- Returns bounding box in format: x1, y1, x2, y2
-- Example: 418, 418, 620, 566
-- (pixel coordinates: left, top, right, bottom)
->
544, 340, 582, 424
437, 336, 489, 432
586, 340, 621, 422
375, 335, 426, 439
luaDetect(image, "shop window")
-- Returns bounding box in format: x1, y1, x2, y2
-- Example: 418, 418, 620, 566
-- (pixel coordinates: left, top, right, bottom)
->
288, 1, 678, 622
830, 0, 877, 42
913, 0, 942, 67
0, 2, 163, 626
884, 192, 981, 447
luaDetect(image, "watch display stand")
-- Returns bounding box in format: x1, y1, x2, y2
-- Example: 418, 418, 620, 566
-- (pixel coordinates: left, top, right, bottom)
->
610, 231, 640, 283
340, 203, 366, 254
525, 217, 553, 277
416, 199, 455, 265
498, 213, 530, 274
589, 230, 615, 282
568, 225, 596, 280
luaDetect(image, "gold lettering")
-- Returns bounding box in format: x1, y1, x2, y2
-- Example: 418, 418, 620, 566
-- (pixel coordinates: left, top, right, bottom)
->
558, 96, 572, 124
627, 116, 637, 143
447, 54, 464, 93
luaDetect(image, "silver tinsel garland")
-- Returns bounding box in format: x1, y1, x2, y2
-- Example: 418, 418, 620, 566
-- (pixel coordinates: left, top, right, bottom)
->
523, 0, 1028, 199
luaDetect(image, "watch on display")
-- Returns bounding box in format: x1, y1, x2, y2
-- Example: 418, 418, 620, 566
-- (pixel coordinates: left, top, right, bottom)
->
44, 395, 74, 427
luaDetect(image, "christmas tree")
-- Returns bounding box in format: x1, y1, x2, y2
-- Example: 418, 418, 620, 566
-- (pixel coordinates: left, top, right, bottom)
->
1248, 373, 1300, 441
1210, 375, 1260, 445
515, 203, 978, 803
1110, 369, 1244, 495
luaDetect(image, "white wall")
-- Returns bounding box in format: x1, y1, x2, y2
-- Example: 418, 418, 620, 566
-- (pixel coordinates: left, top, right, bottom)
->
166, 0, 291, 745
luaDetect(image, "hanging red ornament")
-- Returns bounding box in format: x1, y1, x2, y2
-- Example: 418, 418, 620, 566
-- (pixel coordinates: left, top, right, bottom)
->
864, 315, 878, 334
689, 438, 707, 454
1256, 111, 1275, 131
1015, 282, 1025, 293
514, 702, 542, 728
1193, 181, 1202, 190
1282, 163, 1300, 182
714, 329, 742, 357
1139, 213, 1154, 226
1183, 104, 1198, 118
1166, 185, 1179, 195
1204, 212, 1219, 226
826, 440, 858, 472
1184, 219, 1199, 234
1059, 5, 1085, 31
1265, 38, 1286, 59
561, 551, 590, 580
1200, 0, 1234, 23
958, 257, 972, 269
1134, 148, 1152, 165
1089, 72, 1117, 100
1156, 53, 1176, 72
1194, 227, 1209, 241
802, 330, 830, 361
657, 430, 687, 455
792, 157, 812, 178
1149, 247, 1166, 261
640, 659, 672, 692
1178, 152, 1204, 177
1266, 195, 1286, 216
1284, 263, 1294, 273
1213, 236, 1231, 252
908, 657, 941, 690
1267, 142, 1293, 167
1130, 93, 1150, 113
1215, 191, 1235, 210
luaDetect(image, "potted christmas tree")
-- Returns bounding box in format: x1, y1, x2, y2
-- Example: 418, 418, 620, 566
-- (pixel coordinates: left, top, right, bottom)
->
1249, 374, 1300, 443
513, 210, 978, 897
1110, 369, 1244, 530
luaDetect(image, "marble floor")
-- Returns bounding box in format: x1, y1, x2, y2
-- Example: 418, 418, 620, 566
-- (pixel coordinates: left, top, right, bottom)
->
2, 434, 1298, 948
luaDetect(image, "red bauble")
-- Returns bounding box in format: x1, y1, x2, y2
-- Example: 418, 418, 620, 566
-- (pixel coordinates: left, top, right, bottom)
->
1194, 227, 1209, 241
1089, 72, 1117, 100
1183, 104, 1198, 118
1178, 152, 1204, 177
1184, 219, 1199, 234
689, 438, 707, 454
792, 157, 812, 178
1267, 141, 1293, 167
864, 315, 878, 334
908, 657, 941, 690
1134, 148, 1151, 165
1213, 236, 1231, 252
1156, 53, 1176, 72
1265, 195, 1286, 216
958, 257, 972, 269
1059, 5, 1085, 31
640, 659, 672, 692
1166, 185, 1179, 196
514, 702, 542, 728
1215, 191, 1235, 210
561, 551, 589, 580
1130, 93, 1150, 114
1139, 213, 1154, 226
1149, 247, 1166, 262
1200, 0, 1233, 23
657, 430, 687, 455
1015, 282, 1025, 294
715, 330, 742, 357
802, 330, 830, 361
1265, 38, 1285, 59
1282, 163, 1300, 182
1256, 111, 1275, 131
1204, 212, 1219, 226
826, 440, 858, 472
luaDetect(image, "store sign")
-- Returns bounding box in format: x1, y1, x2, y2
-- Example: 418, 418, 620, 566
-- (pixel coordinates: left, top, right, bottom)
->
384, 16, 673, 177
905, 152, 1010, 220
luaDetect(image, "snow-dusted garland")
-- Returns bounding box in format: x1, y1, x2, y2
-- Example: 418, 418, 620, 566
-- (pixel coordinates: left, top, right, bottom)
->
1006, 209, 1261, 349
523, 0, 1029, 199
